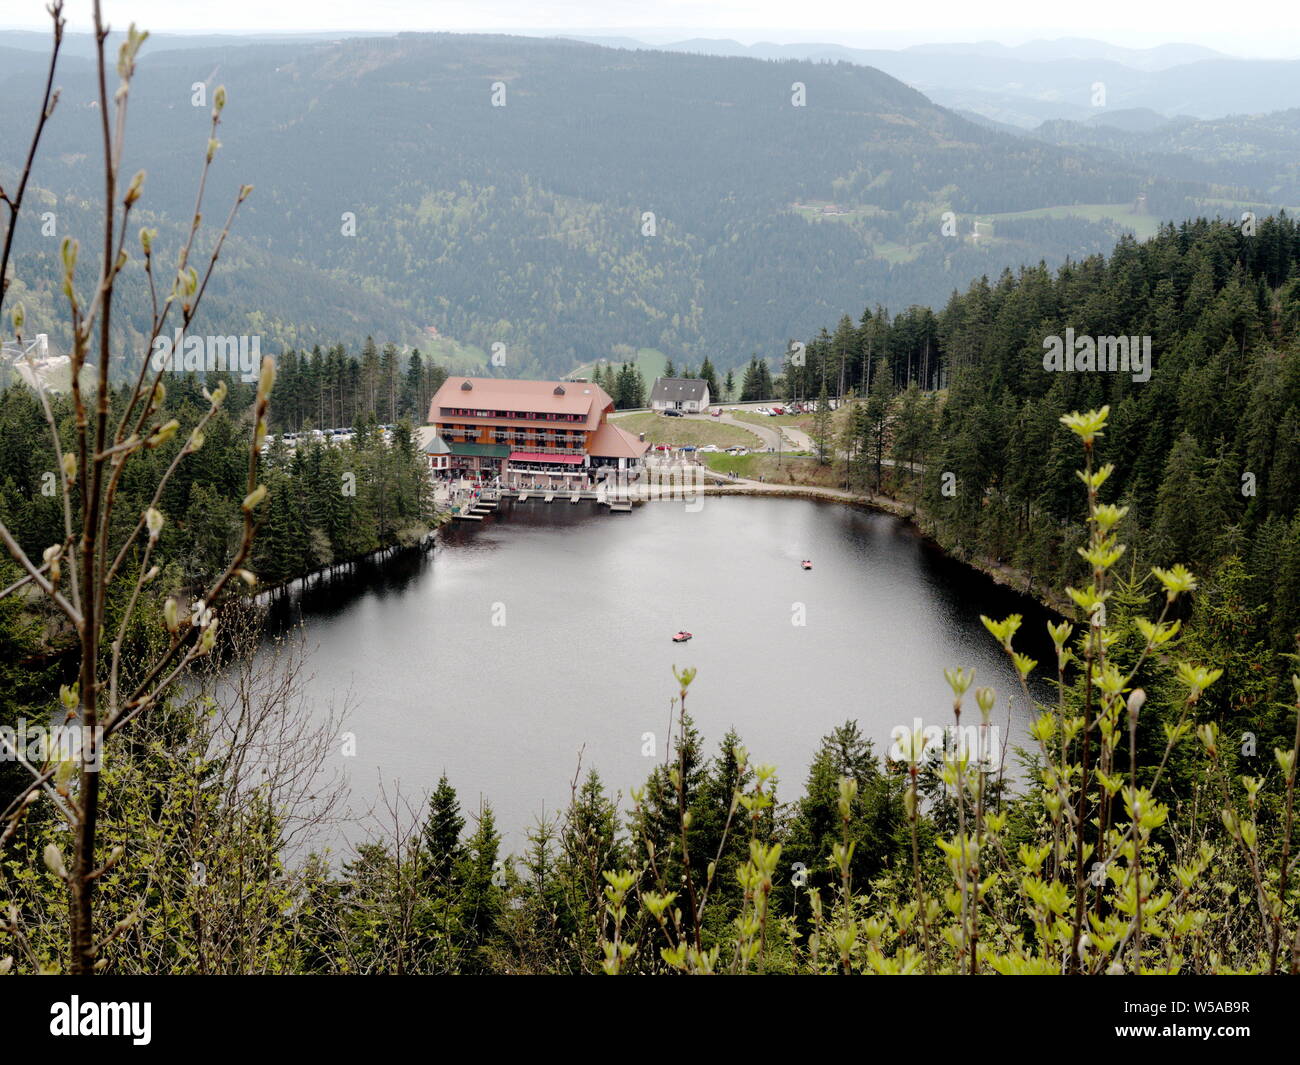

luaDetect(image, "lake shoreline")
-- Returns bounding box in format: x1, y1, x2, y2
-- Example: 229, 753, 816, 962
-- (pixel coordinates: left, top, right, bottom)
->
696, 480, 1072, 618
281, 491, 1058, 848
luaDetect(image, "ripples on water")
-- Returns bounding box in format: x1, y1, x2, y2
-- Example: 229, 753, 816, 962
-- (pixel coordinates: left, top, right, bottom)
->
263, 497, 1058, 849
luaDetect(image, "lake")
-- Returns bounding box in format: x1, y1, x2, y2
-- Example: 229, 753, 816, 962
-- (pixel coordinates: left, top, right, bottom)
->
265, 495, 1057, 851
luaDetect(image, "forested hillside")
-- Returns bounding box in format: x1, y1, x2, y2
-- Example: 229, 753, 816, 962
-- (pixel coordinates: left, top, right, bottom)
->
791, 215, 1300, 727
0, 32, 1265, 379
1035, 109, 1300, 204
0, 367, 436, 736
4, 16, 1300, 982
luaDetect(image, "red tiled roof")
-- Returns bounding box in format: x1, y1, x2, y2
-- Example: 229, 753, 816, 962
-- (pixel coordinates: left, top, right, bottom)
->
588, 421, 650, 459
429, 377, 614, 432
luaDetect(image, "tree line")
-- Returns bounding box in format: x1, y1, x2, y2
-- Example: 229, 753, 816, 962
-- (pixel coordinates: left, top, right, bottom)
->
794, 214, 1300, 736
270, 338, 448, 432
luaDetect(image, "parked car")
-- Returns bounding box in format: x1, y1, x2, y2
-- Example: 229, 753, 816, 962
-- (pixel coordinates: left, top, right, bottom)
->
653, 444, 672, 451
663, 408, 684, 417
771, 406, 785, 415
710, 408, 721, 418
698, 445, 721, 453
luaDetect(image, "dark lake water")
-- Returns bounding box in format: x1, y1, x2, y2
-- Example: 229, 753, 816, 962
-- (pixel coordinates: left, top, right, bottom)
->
265, 496, 1057, 852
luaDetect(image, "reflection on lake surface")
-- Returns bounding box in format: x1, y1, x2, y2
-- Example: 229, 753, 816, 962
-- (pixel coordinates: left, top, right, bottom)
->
265, 496, 1057, 850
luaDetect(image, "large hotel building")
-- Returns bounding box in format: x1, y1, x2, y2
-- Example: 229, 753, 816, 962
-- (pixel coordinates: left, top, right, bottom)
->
424, 376, 650, 483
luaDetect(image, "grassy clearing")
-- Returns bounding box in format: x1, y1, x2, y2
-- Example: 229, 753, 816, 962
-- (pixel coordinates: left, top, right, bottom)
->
870, 240, 924, 264
569, 347, 668, 382
1192, 196, 1300, 214
611, 412, 759, 448
421, 334, 489, 372
703, 452, 844, 488
982, 203, 1162, 241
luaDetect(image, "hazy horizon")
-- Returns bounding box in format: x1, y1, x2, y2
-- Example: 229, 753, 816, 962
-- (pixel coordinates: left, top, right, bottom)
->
2, 1, 1299, 60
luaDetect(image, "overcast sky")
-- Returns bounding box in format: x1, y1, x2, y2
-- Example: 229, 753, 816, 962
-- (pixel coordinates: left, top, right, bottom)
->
3, 0, 1299, 57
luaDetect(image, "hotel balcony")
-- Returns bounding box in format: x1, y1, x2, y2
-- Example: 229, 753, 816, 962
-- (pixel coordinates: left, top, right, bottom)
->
507, 445, 584, 455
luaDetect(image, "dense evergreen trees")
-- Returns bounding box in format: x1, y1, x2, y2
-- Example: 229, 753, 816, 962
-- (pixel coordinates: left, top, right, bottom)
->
589, 362, 647, 408
793, 214, 1300, 719
271, 341, 448, 432
0, 367, 436, 599
739, 356, 775, 400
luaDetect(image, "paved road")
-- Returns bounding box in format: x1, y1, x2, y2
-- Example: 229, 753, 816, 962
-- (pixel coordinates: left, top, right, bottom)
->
621, 406, 921, 471
673, 409, 797, 454
719, 414, 921, 472
782, 425, 814, 452
711, 408, 816, 454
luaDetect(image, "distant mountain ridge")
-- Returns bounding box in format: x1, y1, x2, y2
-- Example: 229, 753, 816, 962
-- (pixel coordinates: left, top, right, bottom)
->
898, 37, 1227, 70
561, 33, 1300, 127
0, 31, 1283, 379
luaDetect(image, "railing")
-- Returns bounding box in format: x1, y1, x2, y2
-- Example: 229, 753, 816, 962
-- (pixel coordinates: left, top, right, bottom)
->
439, 411, 587, 424
504, 446, 585, 455
488, 436, 585, 447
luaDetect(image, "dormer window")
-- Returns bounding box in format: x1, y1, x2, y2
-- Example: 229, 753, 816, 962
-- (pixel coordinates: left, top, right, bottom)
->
460, 380, 473, 391
553, 385, 565, 395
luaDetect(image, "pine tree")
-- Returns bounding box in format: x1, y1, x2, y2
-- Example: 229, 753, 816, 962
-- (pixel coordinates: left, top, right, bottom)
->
891, 384, 931, 507
1269, 406, 1300, 519
629, 712, 707, 888
831, 314, 856, 398
1271, 513, 1300, 650
421, 775, 466, 889
811, 384, 833, 465
1151, 431, 1207, 566
783, 722, 904, 907
380, 343, 399, 424
254, 467, 309, 584
699, 356, 720, 403
692, 730, 757, 925
456, 802, 504, 972
360, 337, 380, 422
403, 351, 424, 421
862, 357, 894, 492
558, 770, 620, 969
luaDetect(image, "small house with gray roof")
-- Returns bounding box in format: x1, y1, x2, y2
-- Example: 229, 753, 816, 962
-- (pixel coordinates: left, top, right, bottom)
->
649, 377, 710, 413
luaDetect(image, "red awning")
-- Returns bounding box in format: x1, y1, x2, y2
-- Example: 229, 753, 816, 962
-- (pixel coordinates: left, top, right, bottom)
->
508, 451, 583, 465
